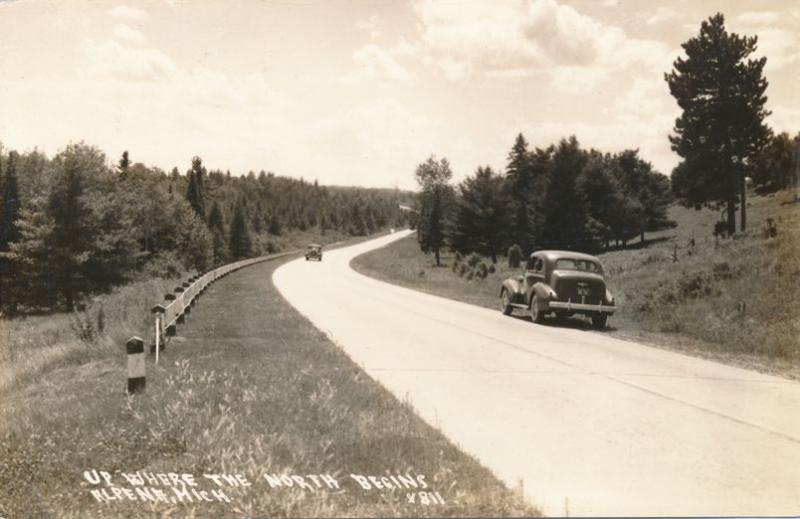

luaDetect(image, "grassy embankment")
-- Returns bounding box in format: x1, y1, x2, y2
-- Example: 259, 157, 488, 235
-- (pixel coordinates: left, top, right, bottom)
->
352, 189, 800, 378
0, 237, 535, 517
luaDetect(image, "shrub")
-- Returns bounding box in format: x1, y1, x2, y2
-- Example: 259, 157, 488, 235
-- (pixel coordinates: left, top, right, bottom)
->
454, 251, 464, 264
466, 252, 481, 267
477, 262, 489, 279
458, 264, 468, 277
466, 270, 474, 280
508, 244, 522, 268
488, 264, 496, 274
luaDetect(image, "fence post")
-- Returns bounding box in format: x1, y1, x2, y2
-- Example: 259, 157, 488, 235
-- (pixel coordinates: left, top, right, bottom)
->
126, 336, 146, 394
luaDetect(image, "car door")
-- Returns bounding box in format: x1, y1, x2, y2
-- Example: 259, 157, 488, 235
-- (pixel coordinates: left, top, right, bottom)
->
524, 255, 545, 298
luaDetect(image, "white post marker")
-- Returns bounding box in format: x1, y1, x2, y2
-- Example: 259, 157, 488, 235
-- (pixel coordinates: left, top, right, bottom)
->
151, 304, 167, 362
154, 315, 160, 365
126, 336, 146, 394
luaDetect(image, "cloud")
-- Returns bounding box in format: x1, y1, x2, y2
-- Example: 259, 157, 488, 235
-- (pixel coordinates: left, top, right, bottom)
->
407, 0, 672, 89
645, 7, 678, 26
113, 24, 145, 44
736, 11, 782, 26
108, 5, 147, 20
342, 43, 413, 83
355, 14, 382, 41
83, 38, 176, 82
602, 0, 619, 6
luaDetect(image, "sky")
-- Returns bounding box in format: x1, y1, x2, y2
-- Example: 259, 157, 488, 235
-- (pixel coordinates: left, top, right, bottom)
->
0, 0, 798, 189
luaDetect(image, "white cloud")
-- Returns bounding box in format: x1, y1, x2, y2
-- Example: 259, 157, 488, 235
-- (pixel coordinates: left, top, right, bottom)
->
113, 24, 145, 44
108, 5, 147, 21
602, 0, 619, 6
408, 0, 672, 89
355, 14, 382, 41
342, 43, 413, 83
83, 38, 176, 82
736, 11, 781, 26
645, 7, 678, 26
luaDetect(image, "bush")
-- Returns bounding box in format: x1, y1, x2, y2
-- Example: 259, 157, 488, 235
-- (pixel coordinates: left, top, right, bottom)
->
508, 244, 522, 268
458, 264, 468, 277
466, 252, 481, 268
477, 262, 489, 279
454, 251, 464, 264
488, 264, 496, 274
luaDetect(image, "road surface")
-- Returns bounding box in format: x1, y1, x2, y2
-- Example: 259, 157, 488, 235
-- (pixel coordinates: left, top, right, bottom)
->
273, 230, 800, 516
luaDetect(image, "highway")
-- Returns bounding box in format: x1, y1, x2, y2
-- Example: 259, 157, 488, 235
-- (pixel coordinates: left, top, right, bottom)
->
273, 230, 800, 516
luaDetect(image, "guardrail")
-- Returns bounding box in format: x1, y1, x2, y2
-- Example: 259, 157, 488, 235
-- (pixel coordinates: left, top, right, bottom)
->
147, 250, 297, 366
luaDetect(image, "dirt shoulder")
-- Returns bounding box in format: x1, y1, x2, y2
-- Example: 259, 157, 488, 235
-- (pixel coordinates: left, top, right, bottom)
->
0, 250, 535, 518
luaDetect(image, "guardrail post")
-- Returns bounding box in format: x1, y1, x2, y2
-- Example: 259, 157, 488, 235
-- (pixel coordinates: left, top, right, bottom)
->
126, 336, 146, 394
151, 304, 166, 362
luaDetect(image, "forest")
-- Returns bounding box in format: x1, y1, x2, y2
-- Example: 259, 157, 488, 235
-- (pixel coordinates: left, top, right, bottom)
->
0, 143, 413, 314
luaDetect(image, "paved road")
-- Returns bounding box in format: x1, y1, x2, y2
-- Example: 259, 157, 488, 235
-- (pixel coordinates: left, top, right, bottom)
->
273, 230, 800, 516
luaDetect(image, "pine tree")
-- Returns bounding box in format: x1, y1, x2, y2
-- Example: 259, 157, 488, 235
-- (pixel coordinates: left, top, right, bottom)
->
449, 166, 509, 262
541, 136, 588, 249
46, 146, 95, 310
118, 150, 131, 180
185, 156, 205, 218
229, 201, 252, 260
505, 133, 537, 253
666, 13, 771, 234
0, 153, 22, 311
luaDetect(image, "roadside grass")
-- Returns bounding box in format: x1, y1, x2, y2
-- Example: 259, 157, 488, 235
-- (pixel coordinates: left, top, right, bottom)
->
352, 188, 800, 378
0, 249, 536, 517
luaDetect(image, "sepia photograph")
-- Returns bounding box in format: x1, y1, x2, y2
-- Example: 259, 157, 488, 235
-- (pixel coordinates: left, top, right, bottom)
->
0, 0, 798, 517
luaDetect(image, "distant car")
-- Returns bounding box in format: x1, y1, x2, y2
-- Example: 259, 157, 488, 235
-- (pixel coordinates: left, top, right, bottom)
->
305, 244, 323, 261
500, 250, 616, 329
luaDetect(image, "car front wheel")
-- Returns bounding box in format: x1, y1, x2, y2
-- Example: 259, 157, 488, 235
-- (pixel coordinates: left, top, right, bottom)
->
530, 295, 546, 323
591, 313, 608, 330
500, 289, 512, 316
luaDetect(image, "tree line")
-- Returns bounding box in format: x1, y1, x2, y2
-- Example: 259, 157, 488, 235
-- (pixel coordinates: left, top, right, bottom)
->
0, 143, 411, 314
415, 135, 675, 265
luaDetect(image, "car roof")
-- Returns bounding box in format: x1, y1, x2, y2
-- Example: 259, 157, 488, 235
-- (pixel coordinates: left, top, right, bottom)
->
530, 250, 601, 263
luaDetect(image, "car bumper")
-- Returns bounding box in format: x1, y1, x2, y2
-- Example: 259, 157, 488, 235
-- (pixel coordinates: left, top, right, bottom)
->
549, 301, 616, 313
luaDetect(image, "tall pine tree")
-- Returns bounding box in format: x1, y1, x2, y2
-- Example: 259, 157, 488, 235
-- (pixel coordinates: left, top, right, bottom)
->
666, 13, 770, 234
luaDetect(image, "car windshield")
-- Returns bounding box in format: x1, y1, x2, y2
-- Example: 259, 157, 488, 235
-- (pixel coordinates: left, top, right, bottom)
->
554, 258, 602, 274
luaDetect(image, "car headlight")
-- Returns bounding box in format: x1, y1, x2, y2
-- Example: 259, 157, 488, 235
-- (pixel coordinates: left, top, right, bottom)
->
605, 288, 614, 304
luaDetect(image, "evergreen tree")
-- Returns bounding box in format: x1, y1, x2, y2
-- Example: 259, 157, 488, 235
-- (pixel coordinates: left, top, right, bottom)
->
185, 156, 205, 218
666, 13, 771, 234
229, 200, 252, 260
415, 156, 454, 266
449, 166, 510, 262
505, 133, 537, 253
0, 153, 22, 311
118, 150, 131, 180
0, 153, 21, 249
46, 145, 96, 310
541, 136, 588, 249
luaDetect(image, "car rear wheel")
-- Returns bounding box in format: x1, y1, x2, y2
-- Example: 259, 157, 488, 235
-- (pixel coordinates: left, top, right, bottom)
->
591, 313, 608, 330
500, 289, 512, 315
530, 295, 546, 323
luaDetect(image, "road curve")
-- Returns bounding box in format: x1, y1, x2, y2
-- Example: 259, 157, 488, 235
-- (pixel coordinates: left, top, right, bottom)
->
273, 231, 800, 516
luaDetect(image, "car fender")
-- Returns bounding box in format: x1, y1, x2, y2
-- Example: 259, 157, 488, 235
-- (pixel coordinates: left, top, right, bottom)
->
530, 282, 556, 307
501, 278, 524, 297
